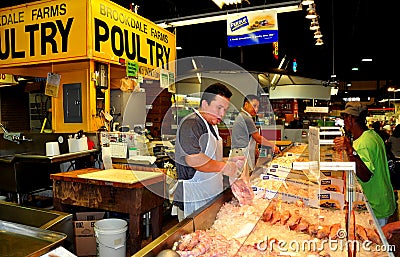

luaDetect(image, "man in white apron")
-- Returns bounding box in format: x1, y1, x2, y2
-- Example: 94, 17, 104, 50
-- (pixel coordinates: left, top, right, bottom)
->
231, 94, 280, 171
173, 83, 245, 221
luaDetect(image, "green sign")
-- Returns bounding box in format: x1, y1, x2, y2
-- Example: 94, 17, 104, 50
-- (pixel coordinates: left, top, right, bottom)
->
126, 61, 138, 77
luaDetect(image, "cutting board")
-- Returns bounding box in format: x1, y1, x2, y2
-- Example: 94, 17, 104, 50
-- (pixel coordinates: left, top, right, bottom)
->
77, 169, 163, 184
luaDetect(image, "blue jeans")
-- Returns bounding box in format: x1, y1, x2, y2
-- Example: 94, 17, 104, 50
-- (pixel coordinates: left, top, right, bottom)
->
377, 217, 388, 227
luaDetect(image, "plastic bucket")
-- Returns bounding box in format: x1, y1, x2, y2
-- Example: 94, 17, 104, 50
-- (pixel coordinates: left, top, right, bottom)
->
94, 218, 128, 257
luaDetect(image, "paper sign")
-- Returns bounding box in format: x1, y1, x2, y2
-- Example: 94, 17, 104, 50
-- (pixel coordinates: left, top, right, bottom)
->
45, 72, 61, 97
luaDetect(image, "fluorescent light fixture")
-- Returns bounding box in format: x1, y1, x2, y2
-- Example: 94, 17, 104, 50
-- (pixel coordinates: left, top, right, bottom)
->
343, 97, 360, 102
351, 67, 359, 71
191, 58, 202, 84
379, 99, 389, 102
302, 0, 314, 5
330, 87, 339, 95
271, 56, 286, 85
176, 46, 182, 50
361, 58, 373, 62
156, 3, 301, 28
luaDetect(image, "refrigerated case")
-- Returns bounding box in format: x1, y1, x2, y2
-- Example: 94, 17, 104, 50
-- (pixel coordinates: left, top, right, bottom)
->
134, 143, 394, 257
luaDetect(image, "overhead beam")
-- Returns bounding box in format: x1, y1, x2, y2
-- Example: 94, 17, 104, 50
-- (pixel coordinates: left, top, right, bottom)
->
156, 1, 302, 28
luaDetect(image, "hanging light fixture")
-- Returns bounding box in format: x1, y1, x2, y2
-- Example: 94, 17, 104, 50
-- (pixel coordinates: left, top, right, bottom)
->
314, 30, 323, 38
305, 4, 317, 19
309, 19, 319, 30
211, 0, 242, 9
315, 38, 324, 45
302, 0, 314, 5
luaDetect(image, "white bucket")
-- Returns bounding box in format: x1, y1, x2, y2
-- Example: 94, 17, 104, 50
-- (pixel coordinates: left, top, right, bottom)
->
94, 218, 128, 257
46, 142, 60, 156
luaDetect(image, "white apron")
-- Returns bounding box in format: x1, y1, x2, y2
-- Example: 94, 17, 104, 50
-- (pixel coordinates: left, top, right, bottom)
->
182, 109, 224, 218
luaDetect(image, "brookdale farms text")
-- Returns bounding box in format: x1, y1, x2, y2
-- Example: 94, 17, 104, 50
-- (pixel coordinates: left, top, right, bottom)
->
0, 2, 173, 70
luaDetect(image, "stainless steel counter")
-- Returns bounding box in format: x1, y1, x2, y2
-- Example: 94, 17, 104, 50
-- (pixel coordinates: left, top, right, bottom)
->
0, 220, 67, 257
14, 149, 98, 163
0, 200, 73, 252
0, 149, 99, 197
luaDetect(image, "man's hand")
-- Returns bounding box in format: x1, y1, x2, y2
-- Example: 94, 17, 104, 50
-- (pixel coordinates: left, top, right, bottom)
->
333, 136, 352, 154
222, 156, 245, 177
382, 221, 400, 240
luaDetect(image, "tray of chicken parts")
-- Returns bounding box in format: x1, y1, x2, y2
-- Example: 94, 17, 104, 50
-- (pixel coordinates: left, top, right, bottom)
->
134, 144, 393, 257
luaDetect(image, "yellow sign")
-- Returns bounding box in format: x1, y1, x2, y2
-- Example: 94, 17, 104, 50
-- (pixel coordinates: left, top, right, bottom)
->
89, 0, 176, 71
0, 0, 176, 72
0, 74, 17, 84
0, 0, 88, 66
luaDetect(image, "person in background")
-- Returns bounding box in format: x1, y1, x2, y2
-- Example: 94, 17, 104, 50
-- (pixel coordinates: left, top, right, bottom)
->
289, 116, 303, 129
173, 83, 245, 221
372, 121, 390, 142
388, 124, 400, 159
333, 102, 396, 226
231, 94, 280, 171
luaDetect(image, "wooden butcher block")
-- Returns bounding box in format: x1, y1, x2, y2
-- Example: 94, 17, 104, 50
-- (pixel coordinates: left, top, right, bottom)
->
77, 169, 163, 184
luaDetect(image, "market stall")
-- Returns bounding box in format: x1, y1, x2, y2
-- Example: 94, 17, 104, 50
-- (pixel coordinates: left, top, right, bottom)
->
0, 0, 176, 133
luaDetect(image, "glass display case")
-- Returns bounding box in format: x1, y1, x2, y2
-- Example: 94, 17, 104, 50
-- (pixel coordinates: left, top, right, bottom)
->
134, 130, 395, 257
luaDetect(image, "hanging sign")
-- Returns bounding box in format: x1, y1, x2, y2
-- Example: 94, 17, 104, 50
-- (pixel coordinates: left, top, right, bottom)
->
0, 74, 17, 85
0, 0, 176, 74
45, 72, 61, 97
227, 10, 278, 47
160, 70, 169, 88
126, 61, 139, 77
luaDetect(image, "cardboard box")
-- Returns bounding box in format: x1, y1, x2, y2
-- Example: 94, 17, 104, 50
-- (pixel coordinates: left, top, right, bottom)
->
74, 212, 105, 256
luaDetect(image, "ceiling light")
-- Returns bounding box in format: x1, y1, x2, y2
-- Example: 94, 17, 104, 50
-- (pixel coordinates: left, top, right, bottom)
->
351, 67, 359, 71
176, 46, 182, 50
314, 30, 322, 38
211, 0, 242, 9
315, 38, 324, 45
361, 58, 373, 62
309, 19, 319, 30
302, 0, 314, 5
305, 5, 317, 19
